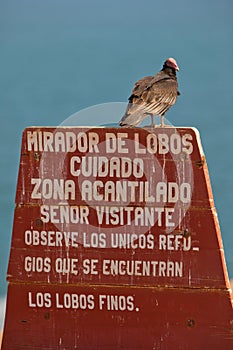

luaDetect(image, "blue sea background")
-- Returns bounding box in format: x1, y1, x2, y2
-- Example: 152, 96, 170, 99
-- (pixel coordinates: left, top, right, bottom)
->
0, 0, 232, 328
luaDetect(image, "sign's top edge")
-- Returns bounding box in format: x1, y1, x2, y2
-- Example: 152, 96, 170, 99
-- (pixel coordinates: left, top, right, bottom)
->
24, 126, 199, 131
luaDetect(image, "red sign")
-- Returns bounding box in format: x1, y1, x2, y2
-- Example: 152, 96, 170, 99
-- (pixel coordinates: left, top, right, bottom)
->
2, 127, 233, 349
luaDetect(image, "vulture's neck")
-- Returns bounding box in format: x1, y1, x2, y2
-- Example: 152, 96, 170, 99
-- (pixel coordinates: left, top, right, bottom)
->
162, 66, 177, 77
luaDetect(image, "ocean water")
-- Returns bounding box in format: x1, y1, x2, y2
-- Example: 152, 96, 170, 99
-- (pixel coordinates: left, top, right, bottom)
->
0, 0, 232, 326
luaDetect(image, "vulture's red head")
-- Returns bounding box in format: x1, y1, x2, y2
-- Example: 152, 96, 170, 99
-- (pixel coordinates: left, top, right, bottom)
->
164, 57, 179, 71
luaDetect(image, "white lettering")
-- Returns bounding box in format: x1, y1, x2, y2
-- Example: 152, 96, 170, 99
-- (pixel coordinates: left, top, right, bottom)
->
70, 156, 143, 178
31, 178, 75, 200
40, 205, 89, 224
27, 131, 100, 153
28, 292, 52, 308
105, 133, 129, 153
81, 180, 190, 204
55, 258, 79, 275
55, 293, 95, 310
159, 234, 191, 251
99, 295, 135, 311
24, 256, 51, 273
102, 259, 183, 277
24, 230, 79, 247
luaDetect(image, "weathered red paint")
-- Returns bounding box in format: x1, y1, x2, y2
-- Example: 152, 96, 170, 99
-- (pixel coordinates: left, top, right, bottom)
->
2, 127, 233, 349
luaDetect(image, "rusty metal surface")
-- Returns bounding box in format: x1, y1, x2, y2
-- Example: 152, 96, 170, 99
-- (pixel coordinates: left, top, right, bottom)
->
2, 127, 233, 349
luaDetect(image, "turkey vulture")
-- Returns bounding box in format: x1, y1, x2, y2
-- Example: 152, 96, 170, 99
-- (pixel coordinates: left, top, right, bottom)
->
119, 57, 180, 127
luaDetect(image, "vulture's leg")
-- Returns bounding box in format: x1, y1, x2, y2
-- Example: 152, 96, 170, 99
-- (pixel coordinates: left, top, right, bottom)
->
150, 114, 155, 128
160, 115, 165, 127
